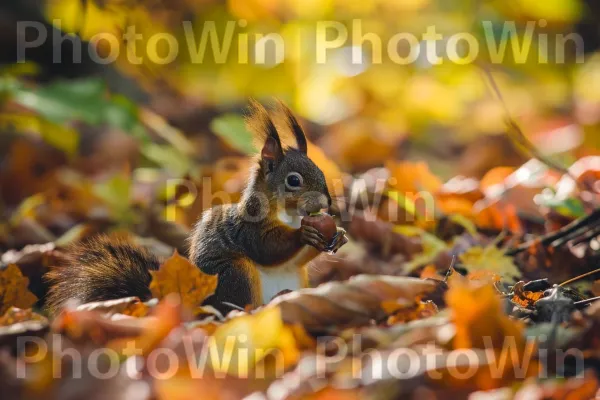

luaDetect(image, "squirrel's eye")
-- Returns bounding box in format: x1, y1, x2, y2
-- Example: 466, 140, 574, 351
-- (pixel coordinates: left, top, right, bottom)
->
285, 172, 303, 191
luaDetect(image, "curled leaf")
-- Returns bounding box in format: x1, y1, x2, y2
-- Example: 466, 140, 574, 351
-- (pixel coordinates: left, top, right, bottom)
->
269, 275, 438, 331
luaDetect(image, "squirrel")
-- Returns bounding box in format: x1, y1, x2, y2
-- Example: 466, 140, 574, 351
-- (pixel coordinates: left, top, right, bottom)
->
45, 100, 347, 314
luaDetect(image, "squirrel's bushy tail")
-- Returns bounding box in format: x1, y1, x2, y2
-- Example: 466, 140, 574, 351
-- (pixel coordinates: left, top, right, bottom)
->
45, 235, 160, 314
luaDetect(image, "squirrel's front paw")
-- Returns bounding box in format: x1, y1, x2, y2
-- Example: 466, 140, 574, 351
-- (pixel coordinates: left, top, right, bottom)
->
325, 227, 348, 253
300, 225, 328, 251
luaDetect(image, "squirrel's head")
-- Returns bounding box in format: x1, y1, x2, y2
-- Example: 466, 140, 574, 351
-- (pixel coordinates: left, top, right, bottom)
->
246, 100, 331, 215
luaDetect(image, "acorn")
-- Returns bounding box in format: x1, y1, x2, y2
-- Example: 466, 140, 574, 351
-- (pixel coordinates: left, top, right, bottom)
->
301, 212, 337, 243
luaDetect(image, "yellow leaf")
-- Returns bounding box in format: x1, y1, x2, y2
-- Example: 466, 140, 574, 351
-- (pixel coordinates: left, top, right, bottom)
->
0, 264, 38, 315
0, 113, 79, 156
149, 251, 218, 309
394, 225, 448, 272
459, 244, 521, 279
447, 214, 478, 236
209, 306, 300, 377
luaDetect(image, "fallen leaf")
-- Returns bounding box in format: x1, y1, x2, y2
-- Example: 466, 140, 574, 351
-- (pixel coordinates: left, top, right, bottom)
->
383, 299, 438, 325
445, 282, 538, 389
0, 307, 49, 350
76, 296, 153, 318
0, 264, 38, 315
209, 306, 300, 377
105, 294, 183, 355
510, 281, 545, 308
459, 244, 521, 279
150, 250, 218, 309
270, 275, 438, 331
0, 307, 47, 326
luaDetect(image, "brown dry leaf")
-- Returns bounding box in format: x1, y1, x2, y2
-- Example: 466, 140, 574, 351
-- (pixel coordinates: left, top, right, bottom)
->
347, 212, 423, 258
269, 275, 438, 331
208, 306, 301, 377
0, 264, 38, 315
150, 250, 218, 309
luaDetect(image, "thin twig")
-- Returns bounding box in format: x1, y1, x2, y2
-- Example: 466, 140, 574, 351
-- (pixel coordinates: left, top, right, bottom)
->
558, 267, 600, 287
574, 296, 600, 307
506, 208, 600, 255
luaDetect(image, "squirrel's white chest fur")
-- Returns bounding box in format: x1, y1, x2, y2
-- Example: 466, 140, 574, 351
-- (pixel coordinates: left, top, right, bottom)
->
257, 261, 303, 304
256, 211, 317, 304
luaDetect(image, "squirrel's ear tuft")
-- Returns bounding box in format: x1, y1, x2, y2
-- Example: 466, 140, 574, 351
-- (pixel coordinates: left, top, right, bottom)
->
246, 99, 283, 163
275, 99, 308, 154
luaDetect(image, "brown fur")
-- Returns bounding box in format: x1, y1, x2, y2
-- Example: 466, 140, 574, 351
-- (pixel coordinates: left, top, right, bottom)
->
45, 235, 159, 314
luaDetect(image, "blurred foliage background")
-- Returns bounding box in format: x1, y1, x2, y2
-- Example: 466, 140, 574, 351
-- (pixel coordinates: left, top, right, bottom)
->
0, 0, 599, 251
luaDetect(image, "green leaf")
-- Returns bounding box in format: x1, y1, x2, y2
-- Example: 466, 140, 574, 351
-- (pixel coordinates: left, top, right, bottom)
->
0, 77, 143, 132
13, 78, 105, 124
141, 143, 192, 177
536, 194, 586, 218
0, 77, 153, 155
210, 113, 254, 154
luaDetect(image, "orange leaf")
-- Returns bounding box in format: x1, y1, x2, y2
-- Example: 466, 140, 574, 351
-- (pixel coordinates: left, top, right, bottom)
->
480, 166, 515, 192
386, 160, 442, 200
447, 283, 524, 349
383, 300, 438, 325
107, 294, 182, 356
445, 282, 538, 390
149, 250, 218, 309
511, 281, 544, 308
0, 264, 37, 315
